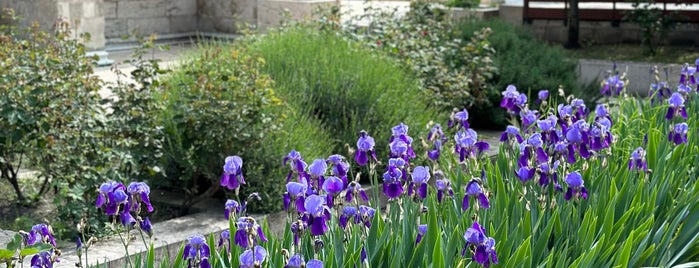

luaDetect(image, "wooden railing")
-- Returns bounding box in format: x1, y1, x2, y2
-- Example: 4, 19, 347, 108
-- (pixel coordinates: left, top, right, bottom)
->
523, 0, 699, 25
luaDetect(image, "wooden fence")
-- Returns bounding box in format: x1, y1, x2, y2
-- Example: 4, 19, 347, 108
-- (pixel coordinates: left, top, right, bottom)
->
523, 0, 699, 25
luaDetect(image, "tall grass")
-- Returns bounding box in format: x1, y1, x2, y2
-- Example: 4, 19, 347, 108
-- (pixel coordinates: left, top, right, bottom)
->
248, 27, 442, 158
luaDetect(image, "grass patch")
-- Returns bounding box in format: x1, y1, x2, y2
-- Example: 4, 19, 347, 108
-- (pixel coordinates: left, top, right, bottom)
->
248, 27, 442, 157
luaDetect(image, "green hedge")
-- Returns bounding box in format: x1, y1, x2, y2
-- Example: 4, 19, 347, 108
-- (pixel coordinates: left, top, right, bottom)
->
248, 27, 442, 158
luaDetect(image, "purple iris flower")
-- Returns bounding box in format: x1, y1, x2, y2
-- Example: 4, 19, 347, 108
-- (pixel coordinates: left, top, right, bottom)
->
628, 147, 648, 172
449, 109, 470, 130
666, 93, 688, 120
516, 92, 528, 107
326, 154, 350, 183
284, 180, 308, 212
239, 245, 267, 268
139, 217, 153, 237
119, 209, 136, 227
557, 104, 574, 128
570, 98, 588, 121
358, 205, 376, 228
382, 159, 405, 199
454, 129, 490, 162
30, 251, 53, 268
339, 206, 359, 229
127, 182, 153, 213
355, 131, 377, 166
26, 224, 57, 247
96, 181, 128, 216
183, 234, 211, 268
680, 63, 697, 86
427, 139, 442, 161
678, 84, 692, 94
428, 124, 447, 142
461, 221, 498, 268
520, 110, 538, 131
589, 119, 613, 151
500, 85, 522, 114
221, 156, 245, 190
537, 115, 560, 144
344, 181, 369, 203
234, 217, 268, 249
601, 74, 625, 96
283, 150, 308, 182
462, 179, 490, 210
538, 160, 562, 190
219, 230, 231, 252
304, 195, 331, 236
629, 147, 648, 171
518, 133, 549, 167
290, 220, 308, 246
516, 166, 536, 183
564, 121, 591, 163
309, 159, 327, 179
564, 172, 588, 201
669, 122, 689, 145
435, 178, 454, 203
322, 176, 344, 208
409, 166, 430, 200
225, 199, 242, 220
500, 125, 524, 144
415, 224, 428, 245
537, 90, 549, 103
306, 259, 324, 268
285, 254, 305, 268
650, 80, 672, 105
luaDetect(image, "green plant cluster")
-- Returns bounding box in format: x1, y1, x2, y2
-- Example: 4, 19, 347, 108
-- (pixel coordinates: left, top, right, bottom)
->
155, 44, 288, 213
0, 10, 119, 236
623, 0, 687, 55
331, 1, 498, 116
247, 27, 440, 159
457, 18, 590, 128
444, 0, 480, 8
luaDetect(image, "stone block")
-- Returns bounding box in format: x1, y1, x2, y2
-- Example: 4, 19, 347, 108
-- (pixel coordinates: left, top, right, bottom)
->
104, 1, 117, 18
166, 0, 197, 16
257, 0, 337, 30
79, 16, 106, 49
106, 18, 128, 39
118, 0, 167, 19
127, 17, 170, 36
69, 3, 84, 19
169, 15, 197, 33
198, 0, 249, 33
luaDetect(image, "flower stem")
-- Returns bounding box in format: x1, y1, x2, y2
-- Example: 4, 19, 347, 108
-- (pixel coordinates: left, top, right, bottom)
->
117, 230, 134, 268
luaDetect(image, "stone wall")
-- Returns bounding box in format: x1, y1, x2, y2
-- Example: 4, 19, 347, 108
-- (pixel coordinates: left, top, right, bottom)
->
2, 0, 338, 48
198, 0, 256, 33
0, 0, 105, 49
104, 0, 198, 41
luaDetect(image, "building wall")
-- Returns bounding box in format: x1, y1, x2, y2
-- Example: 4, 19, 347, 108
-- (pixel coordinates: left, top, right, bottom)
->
103, 0, 198, 41
1, 0, 105, 49
197, 0, 256, 33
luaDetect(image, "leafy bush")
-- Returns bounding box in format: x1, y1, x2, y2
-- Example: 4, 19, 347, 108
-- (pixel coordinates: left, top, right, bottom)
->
457, 18, 593, 128
331, 2, 497, 116
248, 27, 440, 157
444, 0, 480, 8
155, 43, 290, 212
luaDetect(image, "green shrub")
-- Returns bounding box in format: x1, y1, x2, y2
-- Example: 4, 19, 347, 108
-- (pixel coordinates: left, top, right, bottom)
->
444, 0, 480, 8
155, 43, 297, 213
331, 2, 497, 116
248, 27, 441, 158
0, 11, 122, 238
457, 18, 594, 128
